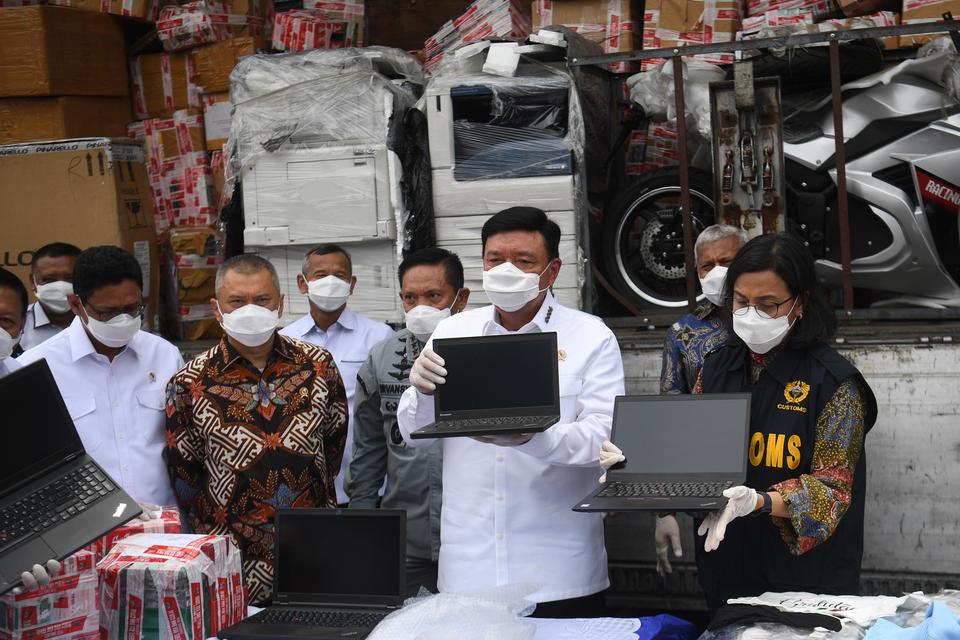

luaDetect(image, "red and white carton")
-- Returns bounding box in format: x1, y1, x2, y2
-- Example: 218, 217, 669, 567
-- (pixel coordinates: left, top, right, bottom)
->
84, 508, 182, 562
424, 0, 532, 73
97, 534, 244, 640
0, 550, 98, 640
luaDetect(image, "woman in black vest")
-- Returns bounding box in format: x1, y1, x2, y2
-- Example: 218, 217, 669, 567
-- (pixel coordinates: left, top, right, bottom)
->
691, 233, 877, 613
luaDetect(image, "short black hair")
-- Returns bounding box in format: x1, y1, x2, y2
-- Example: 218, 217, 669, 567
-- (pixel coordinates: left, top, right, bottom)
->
73, 246, 143, 303
0, 267, 28, 319
216, 254, 280, 295
398, 247, 465, 291
303, 244, 352, 275
722, 232, 836, 348
481, 207, 561, 261
31, 242, 82, 272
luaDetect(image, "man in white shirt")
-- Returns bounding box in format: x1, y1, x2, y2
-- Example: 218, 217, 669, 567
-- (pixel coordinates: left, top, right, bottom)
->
0, 267, 27, 378
398, 207, 625, 617
21, 242, 81, 351
19, 246, 183, 508
280, 244, 394, 505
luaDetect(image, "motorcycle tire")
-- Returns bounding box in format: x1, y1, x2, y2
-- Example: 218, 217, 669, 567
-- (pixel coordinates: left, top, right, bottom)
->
600, 167, 716, 309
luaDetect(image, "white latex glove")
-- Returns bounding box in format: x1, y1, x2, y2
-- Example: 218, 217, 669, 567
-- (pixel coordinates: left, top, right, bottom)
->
409, 348, 446, 395
14, 559, 62, 594
697, 486, 759, 552
137, 502, 162, 521
655, 515, 683, 576
598, 440, 625, 483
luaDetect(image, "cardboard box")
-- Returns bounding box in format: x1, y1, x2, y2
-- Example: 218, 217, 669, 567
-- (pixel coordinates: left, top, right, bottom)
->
191, 36, 266, 94
900, 0, 960, 46
0, 6, 128, 98
0, 138, 160, 328
84, 508, 182, 561
837, 0, 898, 16
97, 534, 245, 640
47, 0, 158, 21
202, 93, 232, 149
0, 96, 131, 145
130, 51, 201, 120
0, 550, 98, 640
533, 1, 643, 71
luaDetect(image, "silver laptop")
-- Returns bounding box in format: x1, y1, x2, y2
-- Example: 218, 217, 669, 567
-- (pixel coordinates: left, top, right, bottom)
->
574, 394, 751, 513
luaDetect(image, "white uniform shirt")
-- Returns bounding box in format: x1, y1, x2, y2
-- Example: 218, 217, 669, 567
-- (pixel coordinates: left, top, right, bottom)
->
397, 292, 625, 603
280, 307, 394, 503
21, 302, 65, 351
18, 317, 184, 506
0, 356, 21, 378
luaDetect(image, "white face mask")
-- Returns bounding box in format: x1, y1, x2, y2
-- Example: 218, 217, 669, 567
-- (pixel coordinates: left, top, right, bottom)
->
307, 275, 351, 312
733, 299, 798, 355
0, 328, 19, 360
34, 280, 74, 314
482, 262, 551, 313
83, 312, 142, 349
699, 266, 728, 306
404, 290, 461, 342
219, 302, 280, 347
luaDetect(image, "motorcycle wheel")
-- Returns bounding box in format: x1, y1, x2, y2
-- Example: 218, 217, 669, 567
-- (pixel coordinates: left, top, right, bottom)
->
601, 167, 716, 309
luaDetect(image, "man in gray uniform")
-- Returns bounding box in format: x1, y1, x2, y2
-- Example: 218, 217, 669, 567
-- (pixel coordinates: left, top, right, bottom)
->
346, 248, 469, 596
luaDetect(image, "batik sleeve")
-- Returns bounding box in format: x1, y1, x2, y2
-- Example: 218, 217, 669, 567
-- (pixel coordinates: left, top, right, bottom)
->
164, 376, 206, 526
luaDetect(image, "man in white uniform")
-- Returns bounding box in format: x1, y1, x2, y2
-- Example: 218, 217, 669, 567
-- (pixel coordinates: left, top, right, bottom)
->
19, 246, 183, 508
280, 244, 393, 505
21, 242, 81, 351
398, 207, 625, 617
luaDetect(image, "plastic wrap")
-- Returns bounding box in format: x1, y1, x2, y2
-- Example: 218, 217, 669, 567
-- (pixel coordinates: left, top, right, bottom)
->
156, 0, 272, 52
84, 508, 183, 562
367, 583, 539, 640
272, 9, 362, 51
0, 550, 98, 640
254, 241, 403, 323
423, 0, 532, 74
627, 59, 726, 139
741, 11, 899, 49
97, 533, 245, 640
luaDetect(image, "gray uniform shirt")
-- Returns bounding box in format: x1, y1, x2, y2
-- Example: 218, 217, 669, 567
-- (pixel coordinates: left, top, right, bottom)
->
346, 328, 442, 561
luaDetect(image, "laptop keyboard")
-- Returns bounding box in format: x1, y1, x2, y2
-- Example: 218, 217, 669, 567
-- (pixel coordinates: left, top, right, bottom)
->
598, 481, 733, 498
0, 462, 114, 549
439, 416, 549, 430
257, 608, 387, 628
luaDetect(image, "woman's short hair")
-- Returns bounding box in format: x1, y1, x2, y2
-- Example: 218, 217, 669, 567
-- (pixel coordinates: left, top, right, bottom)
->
722, 232, 836, 347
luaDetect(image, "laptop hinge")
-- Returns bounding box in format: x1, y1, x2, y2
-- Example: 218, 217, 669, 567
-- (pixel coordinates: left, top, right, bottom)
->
284, 600, 398, 610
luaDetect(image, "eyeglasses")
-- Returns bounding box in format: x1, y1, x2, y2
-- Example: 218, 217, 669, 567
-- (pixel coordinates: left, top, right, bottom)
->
83, 300, 146, 322
731, 296, 796, 320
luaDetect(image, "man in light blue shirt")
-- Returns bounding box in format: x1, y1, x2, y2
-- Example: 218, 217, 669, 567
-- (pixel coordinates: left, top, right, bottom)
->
279, 244, 393, 505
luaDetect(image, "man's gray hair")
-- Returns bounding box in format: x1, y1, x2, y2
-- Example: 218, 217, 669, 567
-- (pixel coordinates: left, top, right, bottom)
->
694, 224, 748, 262
215, 254, 281, 297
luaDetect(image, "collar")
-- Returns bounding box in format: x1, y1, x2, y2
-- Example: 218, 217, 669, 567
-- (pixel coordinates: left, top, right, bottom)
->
696, 300, 719, 321
297, 307, 357, 337
728, 341, 795, 382
484, 290, 557, 335
30, 302, 53, 329
66, 315, 141, 362
215, 333, 297, 368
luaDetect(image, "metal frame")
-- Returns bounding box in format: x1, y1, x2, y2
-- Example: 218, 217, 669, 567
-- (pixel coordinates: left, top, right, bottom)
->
573, 17, 960, 315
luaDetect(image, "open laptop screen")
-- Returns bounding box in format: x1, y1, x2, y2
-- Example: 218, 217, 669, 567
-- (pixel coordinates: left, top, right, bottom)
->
613, 394, 751, 475
275, 509, 405, 606
433, 332, 559, 414
0, 360, 85, 495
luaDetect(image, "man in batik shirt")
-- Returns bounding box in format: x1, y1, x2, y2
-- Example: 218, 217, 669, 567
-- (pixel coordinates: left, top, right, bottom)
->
165, 255, 348, 605
659, 225, 746, 394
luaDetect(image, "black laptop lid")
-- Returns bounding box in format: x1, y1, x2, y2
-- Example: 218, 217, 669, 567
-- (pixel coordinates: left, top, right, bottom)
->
612, 394, 751, 478
274, 509, 406, 607
432, 332, 560, 418
0, 360, 84, 497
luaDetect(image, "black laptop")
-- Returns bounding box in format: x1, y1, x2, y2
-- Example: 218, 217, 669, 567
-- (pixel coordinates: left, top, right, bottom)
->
218, 508, 406, 640
574, 393, 751, 513
0, 360, 142, 594
410, 332, 561, 439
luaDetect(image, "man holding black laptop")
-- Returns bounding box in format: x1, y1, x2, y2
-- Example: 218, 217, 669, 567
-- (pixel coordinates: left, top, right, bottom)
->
397, 207, 625, 617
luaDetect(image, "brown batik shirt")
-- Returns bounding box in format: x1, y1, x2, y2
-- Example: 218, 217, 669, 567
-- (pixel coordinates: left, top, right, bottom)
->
165, 334, 348, 605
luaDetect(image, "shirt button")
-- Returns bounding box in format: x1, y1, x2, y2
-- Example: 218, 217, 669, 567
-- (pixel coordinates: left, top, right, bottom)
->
496, 454, 504, 462
496, 533, 504, 541
118, 433, 124, 440
496, 495, 504, 501
122, 464, 129, 471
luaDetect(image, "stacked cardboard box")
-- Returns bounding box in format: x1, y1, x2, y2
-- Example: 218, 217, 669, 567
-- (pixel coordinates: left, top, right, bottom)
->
741, 9, 899, 47
899, 0, 960, 46
532, 0, 643, 73
0, 138, 161, 327
423, 0, 532, 73
0, 550, 98, 640
0, 6, 131, 144
47, 0, 158, 20
97, 534, 245, 640
642, 0, 744, 69
272, 0, 365, 51
155, 0, 273, 52
84, 509, 183, 562
164, 226, 225, 339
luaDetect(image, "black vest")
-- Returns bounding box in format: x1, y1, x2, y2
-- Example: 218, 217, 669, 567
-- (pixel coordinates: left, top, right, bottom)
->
695, 342, 878, 611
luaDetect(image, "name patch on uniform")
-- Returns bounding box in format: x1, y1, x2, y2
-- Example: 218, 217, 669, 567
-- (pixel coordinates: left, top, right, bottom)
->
777, 380, 810, 413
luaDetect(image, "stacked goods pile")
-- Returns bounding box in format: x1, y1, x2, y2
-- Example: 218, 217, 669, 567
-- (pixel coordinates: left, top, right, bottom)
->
156, 0, 273, 52
641, 0, 744, 70
531, 0, 643, 72
272, 1, 365, 51
85, 508, 183, 562
423, 0, 532, 73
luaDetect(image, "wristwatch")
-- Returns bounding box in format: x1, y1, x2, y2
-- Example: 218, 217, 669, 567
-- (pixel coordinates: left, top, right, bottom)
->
756, 492, 773, 514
